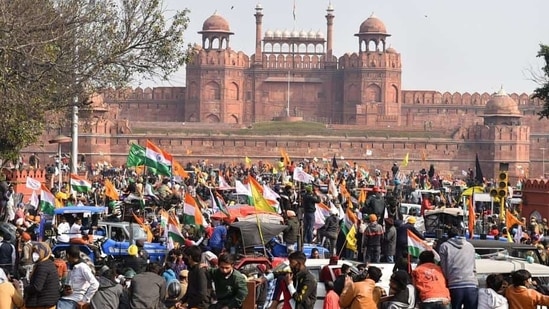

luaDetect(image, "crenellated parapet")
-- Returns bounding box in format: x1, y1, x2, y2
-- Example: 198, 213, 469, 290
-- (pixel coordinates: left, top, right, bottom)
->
187, 48, 250, 68
524, 179, 549, 191
338, 51, 401, 70
4, 169, 46, 199
402, 90, 541, 107
102, 87, 186, 102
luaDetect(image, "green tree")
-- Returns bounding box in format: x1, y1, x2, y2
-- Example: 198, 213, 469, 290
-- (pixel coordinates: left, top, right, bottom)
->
0, 0, 192, 160
533, 44, 549, 119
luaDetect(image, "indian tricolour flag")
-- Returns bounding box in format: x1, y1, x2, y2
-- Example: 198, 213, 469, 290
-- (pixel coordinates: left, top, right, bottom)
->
40, 186, 57, 215
407, 230, 440, 262
340, 207, 358, 252
168, 214, 185, 244
183, 194, 207, 229
145, 140, 172, 176
70, 174, 91, 193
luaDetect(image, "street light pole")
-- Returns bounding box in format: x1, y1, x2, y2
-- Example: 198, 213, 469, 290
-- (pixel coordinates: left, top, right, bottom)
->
71, 102, 79, 174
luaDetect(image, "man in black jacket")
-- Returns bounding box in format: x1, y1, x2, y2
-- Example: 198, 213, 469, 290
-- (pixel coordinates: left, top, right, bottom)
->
179, 245, 209, 309
283, 210, 299, 252
301, 185, 320, 244
285, 251, 317, 309
319, 210, 339, 256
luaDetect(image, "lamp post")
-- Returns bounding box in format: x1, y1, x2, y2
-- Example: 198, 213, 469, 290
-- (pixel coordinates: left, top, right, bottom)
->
49, 135, 72, 189
541, 148, 546, 179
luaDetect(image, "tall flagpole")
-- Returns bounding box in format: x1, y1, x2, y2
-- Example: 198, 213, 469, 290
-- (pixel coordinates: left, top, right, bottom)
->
287, 70, 291, 117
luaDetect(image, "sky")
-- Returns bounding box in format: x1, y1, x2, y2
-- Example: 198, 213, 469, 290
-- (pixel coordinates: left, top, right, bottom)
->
148, 0, 549, 94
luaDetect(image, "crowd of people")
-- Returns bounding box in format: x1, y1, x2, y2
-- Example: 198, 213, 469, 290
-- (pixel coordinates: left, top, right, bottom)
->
0, 155, 547, 309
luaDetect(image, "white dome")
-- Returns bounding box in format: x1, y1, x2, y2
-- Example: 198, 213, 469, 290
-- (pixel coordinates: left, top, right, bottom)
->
282, 30, 291, 38
316, 31, 324, 39
308, 30, 316, 38
291, 30, 299, 37
274, 30, 282, 38
265, 30, 273, 38
299, 30, 307, 38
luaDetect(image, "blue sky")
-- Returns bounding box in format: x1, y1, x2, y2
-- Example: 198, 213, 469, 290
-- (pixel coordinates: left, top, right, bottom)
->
151, 0, 549, 94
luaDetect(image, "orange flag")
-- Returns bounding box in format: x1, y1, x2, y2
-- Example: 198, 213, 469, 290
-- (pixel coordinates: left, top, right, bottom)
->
132, 212, 153, 243
280, 148, 291, 166
104, 179, 119, 201
172, 160, 189, 179
468, 195, 475, 239
505, 210, 523, 231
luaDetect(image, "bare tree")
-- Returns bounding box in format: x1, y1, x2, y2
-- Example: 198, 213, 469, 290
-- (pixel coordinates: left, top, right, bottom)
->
0, 0, 192, 160
532, 44, 549, 119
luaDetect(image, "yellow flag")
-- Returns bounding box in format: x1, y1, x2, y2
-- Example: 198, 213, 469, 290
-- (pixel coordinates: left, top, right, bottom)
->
402, 153, 409, 167
358, 189, 366, 204
247, 175, 275, 213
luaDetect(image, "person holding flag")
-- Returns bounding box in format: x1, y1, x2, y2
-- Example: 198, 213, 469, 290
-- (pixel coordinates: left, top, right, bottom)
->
302, 185, 321, 244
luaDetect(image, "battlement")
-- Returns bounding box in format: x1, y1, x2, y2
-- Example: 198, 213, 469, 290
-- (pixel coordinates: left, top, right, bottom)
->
524, 179, 549, 191
102, 87, 186, 102
402, 90, 541, 107
187, 48, 250, 67
338, 52, 401, 70
4, 169, 46, 200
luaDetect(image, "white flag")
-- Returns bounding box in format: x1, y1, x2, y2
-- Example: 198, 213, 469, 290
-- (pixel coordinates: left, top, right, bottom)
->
29, 190, 39, 209
461, 170, 468, 177
26, 177, 41, 190
293, 167, 314, 183
235, 180, 252, 197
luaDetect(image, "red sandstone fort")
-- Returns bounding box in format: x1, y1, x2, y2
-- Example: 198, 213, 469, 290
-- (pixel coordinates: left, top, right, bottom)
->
24, 4, 548, 185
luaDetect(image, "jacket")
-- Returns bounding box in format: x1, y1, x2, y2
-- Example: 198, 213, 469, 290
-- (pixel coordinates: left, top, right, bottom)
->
25, 259, 60, 307
321, 215, 340, 239
385, 285, 416, 309
181, 264, 209, 309
412, 262, 450, 302
478, 288, 508, 309
382, 225, 397, 256
284, 217, 299, 244
364, 195, 385, 222
302, 193, 320, 214
396, 224, 424, 249
130, 271, 167, 309
208, 268, 248, 308
363, 222, 383, 248
289, 268, 317, 309
505, 285, 549, 309
123, 256, 147, 274
91, 276, 124, 309
339, 279, 377, 309
438, 237, 478, 289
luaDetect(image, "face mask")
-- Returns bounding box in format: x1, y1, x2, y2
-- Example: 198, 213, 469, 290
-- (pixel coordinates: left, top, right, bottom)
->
32, 252, 40, 263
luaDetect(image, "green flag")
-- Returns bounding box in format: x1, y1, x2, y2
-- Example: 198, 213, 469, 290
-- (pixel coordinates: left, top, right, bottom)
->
127, 143, 146, 167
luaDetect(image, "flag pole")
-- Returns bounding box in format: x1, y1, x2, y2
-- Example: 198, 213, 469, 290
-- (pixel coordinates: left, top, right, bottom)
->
337, 235, 349, 258
255, 212, 269, 258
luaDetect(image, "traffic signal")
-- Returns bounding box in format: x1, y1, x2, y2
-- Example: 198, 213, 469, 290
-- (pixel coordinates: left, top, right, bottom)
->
489, 187, 498, 198
497, 171, 509, 198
